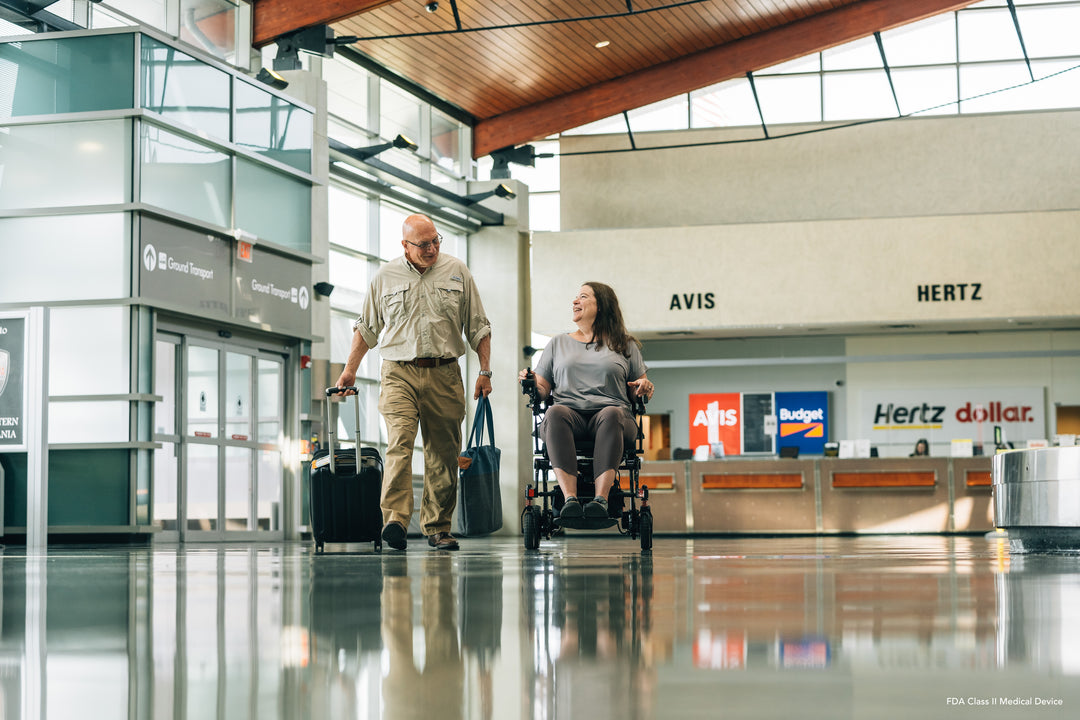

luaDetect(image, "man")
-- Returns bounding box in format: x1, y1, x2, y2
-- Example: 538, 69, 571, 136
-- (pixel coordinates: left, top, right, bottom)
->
336, 213, 492, 551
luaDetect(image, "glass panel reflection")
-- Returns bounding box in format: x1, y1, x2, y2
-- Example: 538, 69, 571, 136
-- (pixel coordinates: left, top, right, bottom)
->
0, 119, 130, 209
179, 0, 239, 62
234, 157, 311, 251
141, 34, 231, 140
186, 345, 218, 439
0, 214, 129, 303
0, 33, 134, 119
225, 352, 252, 441
153, 440, 179, 530
225, 446, 252, 530
186, 442, 218, 530
234, 78, 313, 172
256, 358, 281, 444
140, 123, 231, 228
257, 449, 281, 531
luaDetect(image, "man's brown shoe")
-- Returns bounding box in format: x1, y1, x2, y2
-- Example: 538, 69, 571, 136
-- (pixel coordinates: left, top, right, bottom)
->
427, 532, 459, 550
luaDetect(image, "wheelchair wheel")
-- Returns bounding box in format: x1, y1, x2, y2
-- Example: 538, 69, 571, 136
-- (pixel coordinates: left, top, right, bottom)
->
523, 507, 541, 550
639, 508, 653, 551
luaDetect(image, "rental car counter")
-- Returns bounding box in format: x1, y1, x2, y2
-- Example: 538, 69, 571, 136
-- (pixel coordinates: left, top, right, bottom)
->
639, 455, 994, 534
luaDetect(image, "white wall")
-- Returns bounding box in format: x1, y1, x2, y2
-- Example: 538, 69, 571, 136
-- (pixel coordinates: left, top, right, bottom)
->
539, 109, 1080, 453
560, 109, 1080, 229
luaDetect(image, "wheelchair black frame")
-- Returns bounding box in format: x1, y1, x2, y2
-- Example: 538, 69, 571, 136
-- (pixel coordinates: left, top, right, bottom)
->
520, 372, 654, 551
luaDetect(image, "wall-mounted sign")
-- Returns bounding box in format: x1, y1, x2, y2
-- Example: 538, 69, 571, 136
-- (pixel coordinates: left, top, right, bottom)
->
917, 282, 983, 302
775, 391, 829, 455
689, 393, 742, 457
0, 315, 26, 449
140, 216, 232, 320
233, 248, 311, 336
139, 215, 311, 337
859, 387, 1044, 449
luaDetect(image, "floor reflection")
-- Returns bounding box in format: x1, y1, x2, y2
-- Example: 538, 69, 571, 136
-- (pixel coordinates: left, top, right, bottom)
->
0, 536, 1078, 719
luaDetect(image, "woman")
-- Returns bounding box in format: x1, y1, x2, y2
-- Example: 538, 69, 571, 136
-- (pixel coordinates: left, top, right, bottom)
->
910, 438, 930, 457
519, 282, 654, 519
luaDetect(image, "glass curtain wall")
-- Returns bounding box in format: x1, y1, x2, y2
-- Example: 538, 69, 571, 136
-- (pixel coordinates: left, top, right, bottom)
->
483, 0, 1080, 231
322, 53, 474, 468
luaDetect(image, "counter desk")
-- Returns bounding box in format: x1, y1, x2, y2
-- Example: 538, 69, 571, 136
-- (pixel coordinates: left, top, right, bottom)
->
640, 455, 994, 535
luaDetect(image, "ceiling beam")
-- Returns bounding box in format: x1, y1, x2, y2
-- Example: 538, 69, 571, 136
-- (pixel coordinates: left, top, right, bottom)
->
253, 0, 402, 47
473, 0, 977, 158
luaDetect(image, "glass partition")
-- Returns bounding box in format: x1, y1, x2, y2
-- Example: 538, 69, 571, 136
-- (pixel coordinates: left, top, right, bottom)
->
48, 402, 130, 443
0, 214, 129, 302
140, 122, 231, 228
141, 34, 231, 140
49, 305, 131, 395
235, 78, 313, 173
235, 157, 311, 250
0, 33, 134, 119
0, 119, 130, 209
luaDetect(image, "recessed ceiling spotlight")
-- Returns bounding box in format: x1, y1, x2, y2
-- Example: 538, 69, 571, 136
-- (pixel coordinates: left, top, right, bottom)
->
594, 40, 610, 48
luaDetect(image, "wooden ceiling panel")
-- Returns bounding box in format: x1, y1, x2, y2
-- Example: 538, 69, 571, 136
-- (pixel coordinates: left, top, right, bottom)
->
246, 1, 981, 156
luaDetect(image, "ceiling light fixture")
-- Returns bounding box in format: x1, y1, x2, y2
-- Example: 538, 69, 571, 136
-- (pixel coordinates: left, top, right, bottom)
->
351, 133, 420, 160
465, 183, 517, 204
594, 40, 610, 48
255, 67, 289, 90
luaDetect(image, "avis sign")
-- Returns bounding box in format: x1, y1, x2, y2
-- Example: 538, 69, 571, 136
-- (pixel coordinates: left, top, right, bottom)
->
689, 393, 742, 456
859, 387, 1045, 447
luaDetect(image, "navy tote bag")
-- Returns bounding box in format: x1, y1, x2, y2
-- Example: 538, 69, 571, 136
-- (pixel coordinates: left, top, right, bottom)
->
456, 395, 503, 536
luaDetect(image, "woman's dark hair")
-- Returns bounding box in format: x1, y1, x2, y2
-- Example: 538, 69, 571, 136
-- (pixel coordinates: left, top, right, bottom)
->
584, 281, 641, 356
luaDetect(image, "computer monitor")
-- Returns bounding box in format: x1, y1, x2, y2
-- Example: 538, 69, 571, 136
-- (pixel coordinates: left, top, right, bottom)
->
779, 446, 799, 459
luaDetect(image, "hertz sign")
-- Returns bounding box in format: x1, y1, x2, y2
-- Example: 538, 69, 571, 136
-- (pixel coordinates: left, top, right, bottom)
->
860, 388, 1045, 448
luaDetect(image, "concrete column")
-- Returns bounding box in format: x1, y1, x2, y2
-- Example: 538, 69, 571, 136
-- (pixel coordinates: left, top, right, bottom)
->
465, 180, 532, 536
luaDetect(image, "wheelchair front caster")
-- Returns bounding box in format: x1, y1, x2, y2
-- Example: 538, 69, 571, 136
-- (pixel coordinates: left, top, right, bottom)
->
639, 508, 653, 551
522, 506, 541, 550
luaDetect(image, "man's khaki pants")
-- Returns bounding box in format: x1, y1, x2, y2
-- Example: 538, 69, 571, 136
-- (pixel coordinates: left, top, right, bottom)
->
379, 360, 466, 536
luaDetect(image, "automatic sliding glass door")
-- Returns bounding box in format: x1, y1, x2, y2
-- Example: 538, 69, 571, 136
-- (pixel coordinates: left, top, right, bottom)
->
172, 338, 284, 541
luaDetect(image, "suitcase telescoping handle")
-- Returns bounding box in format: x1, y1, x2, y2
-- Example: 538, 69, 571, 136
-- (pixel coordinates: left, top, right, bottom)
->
325, 386, 361, 476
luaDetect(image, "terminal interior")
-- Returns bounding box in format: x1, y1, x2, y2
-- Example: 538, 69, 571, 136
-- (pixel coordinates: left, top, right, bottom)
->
2, 1, 1080, 718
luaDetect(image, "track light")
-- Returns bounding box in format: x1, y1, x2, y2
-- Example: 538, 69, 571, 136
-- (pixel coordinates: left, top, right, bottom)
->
465, 183, 516, 204
351, 133, 419, 160
255, 67, 289, 90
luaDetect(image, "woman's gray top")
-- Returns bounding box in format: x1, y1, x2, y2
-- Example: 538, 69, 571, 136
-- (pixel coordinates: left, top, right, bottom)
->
534, 334, 648, 412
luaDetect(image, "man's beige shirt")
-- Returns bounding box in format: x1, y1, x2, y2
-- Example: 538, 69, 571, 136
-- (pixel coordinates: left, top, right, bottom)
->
353, 254, 491, 361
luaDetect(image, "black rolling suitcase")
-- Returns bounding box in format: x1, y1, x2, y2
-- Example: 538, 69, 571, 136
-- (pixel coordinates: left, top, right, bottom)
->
309, 386, 384, 553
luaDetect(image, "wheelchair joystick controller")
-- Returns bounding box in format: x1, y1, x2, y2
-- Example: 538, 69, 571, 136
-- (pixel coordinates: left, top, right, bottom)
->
520, 368, 536, 395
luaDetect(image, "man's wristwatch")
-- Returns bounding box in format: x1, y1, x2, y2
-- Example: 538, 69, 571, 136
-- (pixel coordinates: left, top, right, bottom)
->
478, 370, 493, 377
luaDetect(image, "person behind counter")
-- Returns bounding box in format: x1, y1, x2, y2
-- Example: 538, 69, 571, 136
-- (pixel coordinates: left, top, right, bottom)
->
910, 438, 930, 457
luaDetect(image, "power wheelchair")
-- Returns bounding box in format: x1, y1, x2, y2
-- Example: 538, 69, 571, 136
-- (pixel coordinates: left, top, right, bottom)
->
519, 370, 654, 551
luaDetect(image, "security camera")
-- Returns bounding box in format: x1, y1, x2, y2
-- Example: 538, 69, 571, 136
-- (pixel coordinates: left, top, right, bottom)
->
425, 2, 438, 12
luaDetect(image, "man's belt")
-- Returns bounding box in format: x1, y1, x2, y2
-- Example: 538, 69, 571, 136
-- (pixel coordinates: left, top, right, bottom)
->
400, 357, 457, 368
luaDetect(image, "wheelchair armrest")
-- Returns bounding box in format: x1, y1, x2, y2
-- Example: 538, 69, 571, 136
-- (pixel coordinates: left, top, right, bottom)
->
631, 394, 648, 417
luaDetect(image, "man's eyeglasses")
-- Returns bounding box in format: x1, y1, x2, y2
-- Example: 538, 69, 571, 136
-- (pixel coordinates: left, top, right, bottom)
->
406, 234, 442, 251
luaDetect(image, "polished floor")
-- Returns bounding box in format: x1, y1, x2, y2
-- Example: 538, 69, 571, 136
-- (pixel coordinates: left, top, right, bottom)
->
1, 533, 1078, 719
